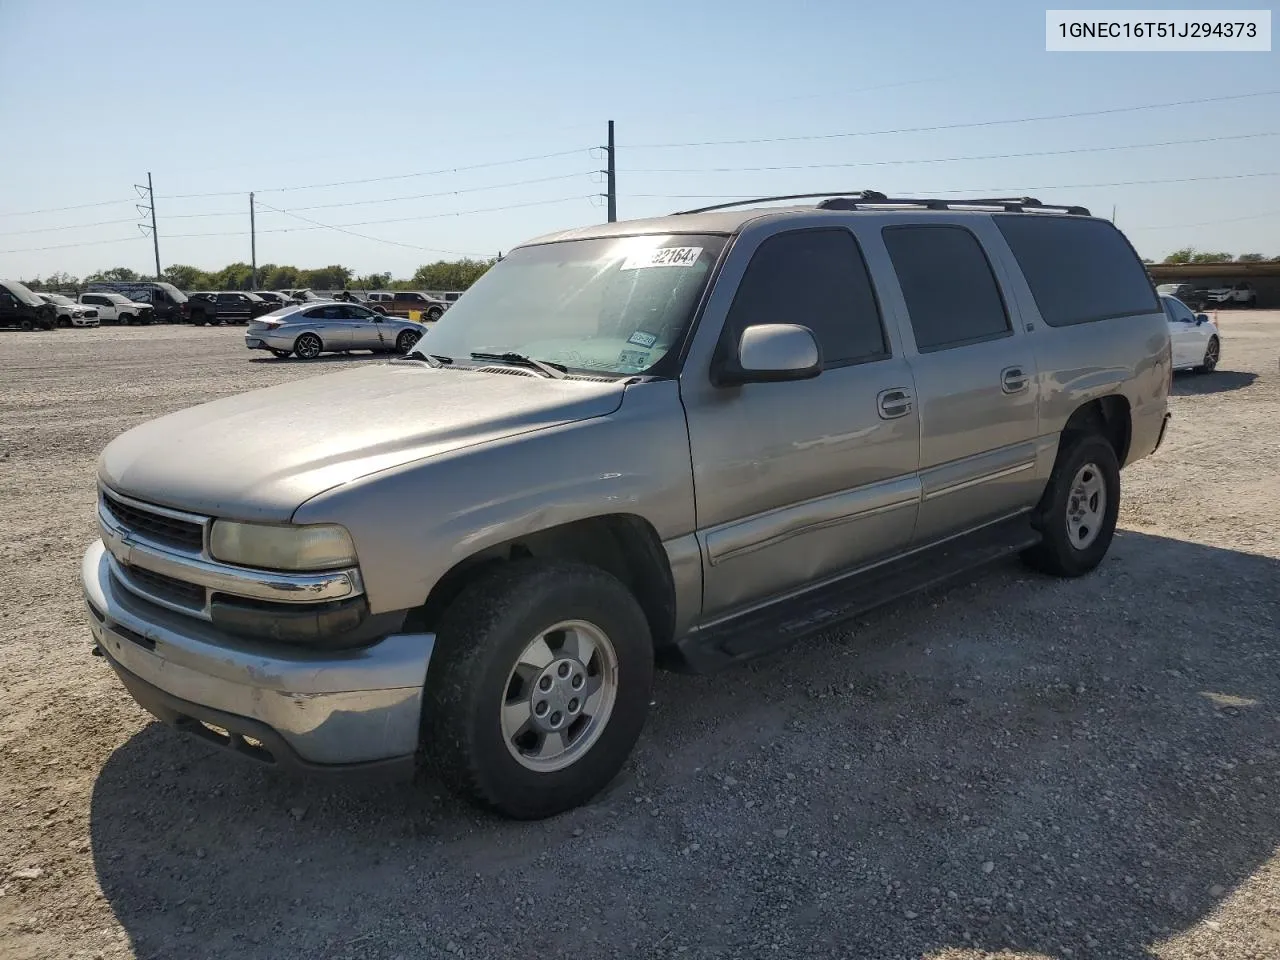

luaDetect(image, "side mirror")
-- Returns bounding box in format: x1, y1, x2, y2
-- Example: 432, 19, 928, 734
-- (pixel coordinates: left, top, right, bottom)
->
714, 323, 822, 387
1195, 314, 1208, 324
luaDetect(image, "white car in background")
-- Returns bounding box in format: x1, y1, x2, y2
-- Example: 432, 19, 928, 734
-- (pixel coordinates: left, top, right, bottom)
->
36, 293, 99, 327
78, 292, 155, 325
1160, 294, 1220, 374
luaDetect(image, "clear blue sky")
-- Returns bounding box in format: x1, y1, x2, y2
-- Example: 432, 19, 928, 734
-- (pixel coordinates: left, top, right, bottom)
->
1, 0, 1276, 281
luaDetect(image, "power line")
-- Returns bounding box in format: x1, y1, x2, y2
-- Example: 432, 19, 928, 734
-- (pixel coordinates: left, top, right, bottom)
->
0, 236, 143, 255
1128, 209, 1280, 231
0, 216, 147, 237
624, 89, 1280, 149
152, 147, 593, 200
622, 131, 1280, 174
255, 202, 491, 257
0, 198, 136, 218
285, 171, 595, 212
630, 170, 1280, 202
162, 195, 595, 239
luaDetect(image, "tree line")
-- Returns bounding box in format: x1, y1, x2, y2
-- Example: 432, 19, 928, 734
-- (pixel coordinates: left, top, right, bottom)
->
1159, 249, 1280, 264
20, 258, 496, 293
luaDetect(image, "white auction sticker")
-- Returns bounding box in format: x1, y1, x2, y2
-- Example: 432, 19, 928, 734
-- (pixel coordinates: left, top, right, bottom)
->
621, 246, 704, 270
1046, 9, 1271, 51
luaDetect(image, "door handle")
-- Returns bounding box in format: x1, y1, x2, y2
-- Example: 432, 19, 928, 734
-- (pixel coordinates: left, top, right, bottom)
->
1001, 366, 1030, 394
877, 387, 914, 420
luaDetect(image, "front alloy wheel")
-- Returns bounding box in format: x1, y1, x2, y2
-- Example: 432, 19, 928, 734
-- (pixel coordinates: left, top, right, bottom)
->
501, 621, 618, 772
396, 329, 421, 353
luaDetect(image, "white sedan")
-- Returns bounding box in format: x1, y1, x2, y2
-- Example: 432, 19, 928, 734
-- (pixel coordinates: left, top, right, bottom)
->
1160, 294, 1220, 373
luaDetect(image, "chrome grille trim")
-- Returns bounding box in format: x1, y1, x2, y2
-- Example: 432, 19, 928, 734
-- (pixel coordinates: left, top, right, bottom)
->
96, 486, 364, 610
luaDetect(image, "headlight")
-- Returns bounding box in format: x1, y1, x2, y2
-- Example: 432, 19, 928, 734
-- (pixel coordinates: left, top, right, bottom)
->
209, 521, 357, 571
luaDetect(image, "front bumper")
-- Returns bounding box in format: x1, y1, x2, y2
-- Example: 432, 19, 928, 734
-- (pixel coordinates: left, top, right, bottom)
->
82, 539, 434, 772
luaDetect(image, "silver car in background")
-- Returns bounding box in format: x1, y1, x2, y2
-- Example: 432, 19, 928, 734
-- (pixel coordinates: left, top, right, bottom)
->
245, 301, 425, 359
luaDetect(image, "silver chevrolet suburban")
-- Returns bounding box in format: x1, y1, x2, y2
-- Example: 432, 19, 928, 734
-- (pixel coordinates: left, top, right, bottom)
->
82, 192, 1173, 819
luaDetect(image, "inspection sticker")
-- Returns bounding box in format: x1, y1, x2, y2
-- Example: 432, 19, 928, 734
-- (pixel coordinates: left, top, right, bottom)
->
627, 330, 658, 348
621, 246, 704, 270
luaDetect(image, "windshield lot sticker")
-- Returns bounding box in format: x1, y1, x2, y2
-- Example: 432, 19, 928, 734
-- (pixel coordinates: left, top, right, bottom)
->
617, 349, 650, 370
621, 246, 704, 270
627, 330, 658, 348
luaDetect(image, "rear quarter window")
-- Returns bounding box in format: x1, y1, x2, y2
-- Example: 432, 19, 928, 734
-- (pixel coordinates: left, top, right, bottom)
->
993, 215, 1159, 327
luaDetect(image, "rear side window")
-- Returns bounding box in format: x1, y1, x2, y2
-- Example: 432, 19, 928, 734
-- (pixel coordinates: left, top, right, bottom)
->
726, 228, 888, 367
994, 215, 1159, 326
883, 225, 1011, 353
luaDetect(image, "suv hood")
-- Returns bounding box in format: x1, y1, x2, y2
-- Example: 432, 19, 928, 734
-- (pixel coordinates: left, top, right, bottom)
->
99, 363, 625, 521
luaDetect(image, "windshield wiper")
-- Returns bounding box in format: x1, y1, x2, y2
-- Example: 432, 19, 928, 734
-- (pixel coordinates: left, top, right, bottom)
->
469, 351, 566, 379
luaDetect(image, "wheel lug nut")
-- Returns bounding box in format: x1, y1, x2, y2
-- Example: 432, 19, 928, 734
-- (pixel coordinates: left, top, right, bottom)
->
571, 674, 584, 690
534, 701, 548, 717
557, 662, 571, 678
567, 698, 579, 713
538, 676, 552, 691
549, 711, 562, 727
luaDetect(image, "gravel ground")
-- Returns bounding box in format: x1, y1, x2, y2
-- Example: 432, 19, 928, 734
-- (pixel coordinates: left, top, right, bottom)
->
1, 317, 1278, 960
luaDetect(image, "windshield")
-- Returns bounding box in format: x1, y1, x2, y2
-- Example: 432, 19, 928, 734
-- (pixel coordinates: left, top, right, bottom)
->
6, 280, 45, 307
411, 234, 727, 376
47, 294, 75, 305
157, 282, 187, 303
105, 293, 135, 304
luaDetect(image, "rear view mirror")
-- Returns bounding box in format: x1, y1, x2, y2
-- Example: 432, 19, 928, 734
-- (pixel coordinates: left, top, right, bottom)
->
1195, 314, 1208, 324
714, 323, 822, 387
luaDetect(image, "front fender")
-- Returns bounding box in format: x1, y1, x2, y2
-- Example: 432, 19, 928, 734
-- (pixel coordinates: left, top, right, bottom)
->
292, 380, 696, 616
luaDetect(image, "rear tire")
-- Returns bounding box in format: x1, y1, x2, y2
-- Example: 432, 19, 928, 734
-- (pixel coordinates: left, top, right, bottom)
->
1021, 434, 1120, 578
294, 332, 323, 359
423, 560, 654, 820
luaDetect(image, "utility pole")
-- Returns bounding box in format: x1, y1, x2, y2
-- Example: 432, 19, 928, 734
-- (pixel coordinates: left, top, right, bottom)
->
599, 120, 616, 222
136, 173, 162, 280
249, 192, 258, 290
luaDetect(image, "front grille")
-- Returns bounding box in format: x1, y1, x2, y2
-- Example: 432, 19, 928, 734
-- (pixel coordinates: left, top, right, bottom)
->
121, 563, 206, 608
82, 310, 98, 318
103, 493, 205, 551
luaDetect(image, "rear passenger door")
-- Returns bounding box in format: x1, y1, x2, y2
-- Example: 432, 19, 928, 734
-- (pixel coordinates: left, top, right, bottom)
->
684, 226, 922, 618
302, 305, 353, 349
879, 222, 1042, 545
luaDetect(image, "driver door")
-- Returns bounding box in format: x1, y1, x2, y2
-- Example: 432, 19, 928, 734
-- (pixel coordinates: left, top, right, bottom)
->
681, 226, 921, 618
343, 304, 386, 349
1163, 296, 1202, 367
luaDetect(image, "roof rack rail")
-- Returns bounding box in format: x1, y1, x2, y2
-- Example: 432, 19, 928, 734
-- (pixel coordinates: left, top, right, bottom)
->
671, 191, 1091, 217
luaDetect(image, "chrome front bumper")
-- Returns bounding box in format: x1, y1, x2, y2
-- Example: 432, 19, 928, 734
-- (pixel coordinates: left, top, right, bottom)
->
82, 540, 434, 770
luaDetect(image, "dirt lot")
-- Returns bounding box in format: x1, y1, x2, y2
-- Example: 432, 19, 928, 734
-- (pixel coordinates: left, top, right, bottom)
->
1, 316, 1278, 960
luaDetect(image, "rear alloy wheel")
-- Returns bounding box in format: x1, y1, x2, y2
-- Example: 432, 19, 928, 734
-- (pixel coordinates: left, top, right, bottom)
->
293, 332, 323, 359
396, 329, 421, 353
1194, 336, 1219, 374
1021, 433, 1121, 578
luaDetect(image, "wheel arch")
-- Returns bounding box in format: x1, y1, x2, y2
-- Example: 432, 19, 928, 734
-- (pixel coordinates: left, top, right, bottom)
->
406, 513, 677, 655
1059, 394, 1132, 468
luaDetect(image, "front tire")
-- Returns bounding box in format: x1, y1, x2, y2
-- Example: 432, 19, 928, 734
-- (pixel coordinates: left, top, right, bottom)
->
396, 329, 421, 353
426, 306, 443, 322
1021, 434, 1121, 578
422, 560, 654, 820
293, 332, 323, 359
119, 313, 134, 326
1194, 336, 1220, 374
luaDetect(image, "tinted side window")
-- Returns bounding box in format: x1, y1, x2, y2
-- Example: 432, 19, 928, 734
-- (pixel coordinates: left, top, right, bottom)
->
883, 225, 1010, 352
725, 228, 888, 367
994, 215, 1159, 327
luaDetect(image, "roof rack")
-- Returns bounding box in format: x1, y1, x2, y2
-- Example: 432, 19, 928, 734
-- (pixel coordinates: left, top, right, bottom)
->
671, 191, 1090, 217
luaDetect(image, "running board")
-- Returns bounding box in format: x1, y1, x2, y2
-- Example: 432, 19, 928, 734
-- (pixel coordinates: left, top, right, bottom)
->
669, 514, 1041, 673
